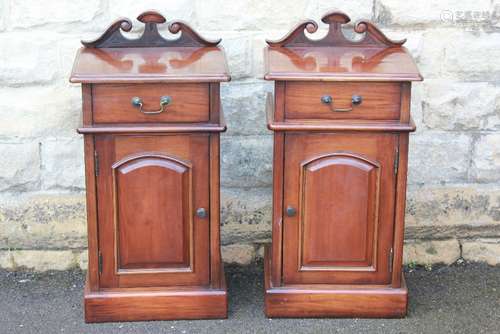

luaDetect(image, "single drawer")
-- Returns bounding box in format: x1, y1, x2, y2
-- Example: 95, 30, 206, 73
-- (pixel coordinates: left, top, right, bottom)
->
285, 82, 401, 121
92, 83, 209, 123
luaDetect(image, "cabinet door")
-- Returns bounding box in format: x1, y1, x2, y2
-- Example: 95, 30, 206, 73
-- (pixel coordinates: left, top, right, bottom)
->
95, 134, 210, 288
283, 133, 397, 285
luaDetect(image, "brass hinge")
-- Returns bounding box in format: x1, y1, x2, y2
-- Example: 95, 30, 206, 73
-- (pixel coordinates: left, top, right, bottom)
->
394, 147, 399, 175
94, 150, 99, 176
388, 248, 394, 273
98, 252, 103, 274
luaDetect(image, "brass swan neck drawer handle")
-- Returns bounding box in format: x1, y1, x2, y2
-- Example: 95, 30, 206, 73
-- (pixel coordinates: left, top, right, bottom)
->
131, 96, 172, 114
321, 94, 362, 112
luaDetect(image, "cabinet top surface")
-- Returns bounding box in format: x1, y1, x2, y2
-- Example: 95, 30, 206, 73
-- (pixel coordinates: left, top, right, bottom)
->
70, 46, 230, 83
264, 46, 422, 82
264, 10, 422, 82
69, 10, 230, 83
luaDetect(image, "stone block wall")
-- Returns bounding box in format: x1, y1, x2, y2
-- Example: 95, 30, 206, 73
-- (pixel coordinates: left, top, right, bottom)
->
0, 0, 499, 271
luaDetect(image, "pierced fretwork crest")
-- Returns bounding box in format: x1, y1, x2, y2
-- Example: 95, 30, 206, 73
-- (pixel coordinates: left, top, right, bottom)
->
266, 10, 405, 48
82, 10, 220, 48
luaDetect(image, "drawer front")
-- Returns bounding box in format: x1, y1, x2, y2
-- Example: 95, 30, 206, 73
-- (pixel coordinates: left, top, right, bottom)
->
285, 82, 401, 120
92, 83, 209, 123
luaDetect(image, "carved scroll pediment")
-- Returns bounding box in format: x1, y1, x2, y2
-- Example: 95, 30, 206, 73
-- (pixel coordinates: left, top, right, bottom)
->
266, 10, 405, 48
82, 10, 220, 48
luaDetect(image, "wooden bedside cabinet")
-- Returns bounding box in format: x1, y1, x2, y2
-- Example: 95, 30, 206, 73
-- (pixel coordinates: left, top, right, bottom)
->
263, 11, 422, 318
70, 11, 230, 322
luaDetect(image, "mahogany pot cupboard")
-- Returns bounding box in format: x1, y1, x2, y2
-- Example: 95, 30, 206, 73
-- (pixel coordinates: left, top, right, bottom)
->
263, 11, 422, 318
70, 9, 422, 322
70, 11, 230, 322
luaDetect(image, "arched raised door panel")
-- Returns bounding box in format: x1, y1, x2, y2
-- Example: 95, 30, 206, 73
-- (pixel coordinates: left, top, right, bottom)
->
298, 152, 381, 271
112, 153, 193, 274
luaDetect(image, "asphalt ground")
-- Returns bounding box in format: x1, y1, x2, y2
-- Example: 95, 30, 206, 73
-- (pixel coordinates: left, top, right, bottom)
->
0, 261, 499, 333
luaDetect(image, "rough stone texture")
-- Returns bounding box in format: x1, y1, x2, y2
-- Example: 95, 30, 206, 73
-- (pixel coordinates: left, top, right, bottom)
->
10, 1, 102, 28
221, 82, 273, 136
40, 137, 85, 190
406, 185, 500, 228
462, 239, 500, 265
375, 0, 493, 27
221, 244, 256, 265
220, 135, 273, 188
443, 31, 500, 81
0, 33, 60, 85
313, 0, 373, 20
221, 187, 272, 245
108, 0, 194, 23
0, 1, 5, 32
472, 133, 500, 183
410, 83, 424, 129
0, 1, 499, 270
250, 34, 270, 79
195, 1, 310, 31
0, 250, 81, 271
416, 29, 446, 80
422, 80, 500, 131
415, 29, 500, 82
0, 141, 40, 192
403, 239, 461, 265
0, 85, 82, 138
0, 251, 12, 269
78, 249, 88, 270
218, 33, 253, 80
408, 132, 472, 185
0, 193, 87, 250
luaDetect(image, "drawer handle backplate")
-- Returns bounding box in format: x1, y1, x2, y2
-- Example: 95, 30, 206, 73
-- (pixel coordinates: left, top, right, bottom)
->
131, 96, 172, 114
321, 94, 362, 112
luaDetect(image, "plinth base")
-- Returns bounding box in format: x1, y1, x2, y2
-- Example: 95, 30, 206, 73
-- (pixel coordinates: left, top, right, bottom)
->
264, 244, 407, 318
84, 272, 227, 322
